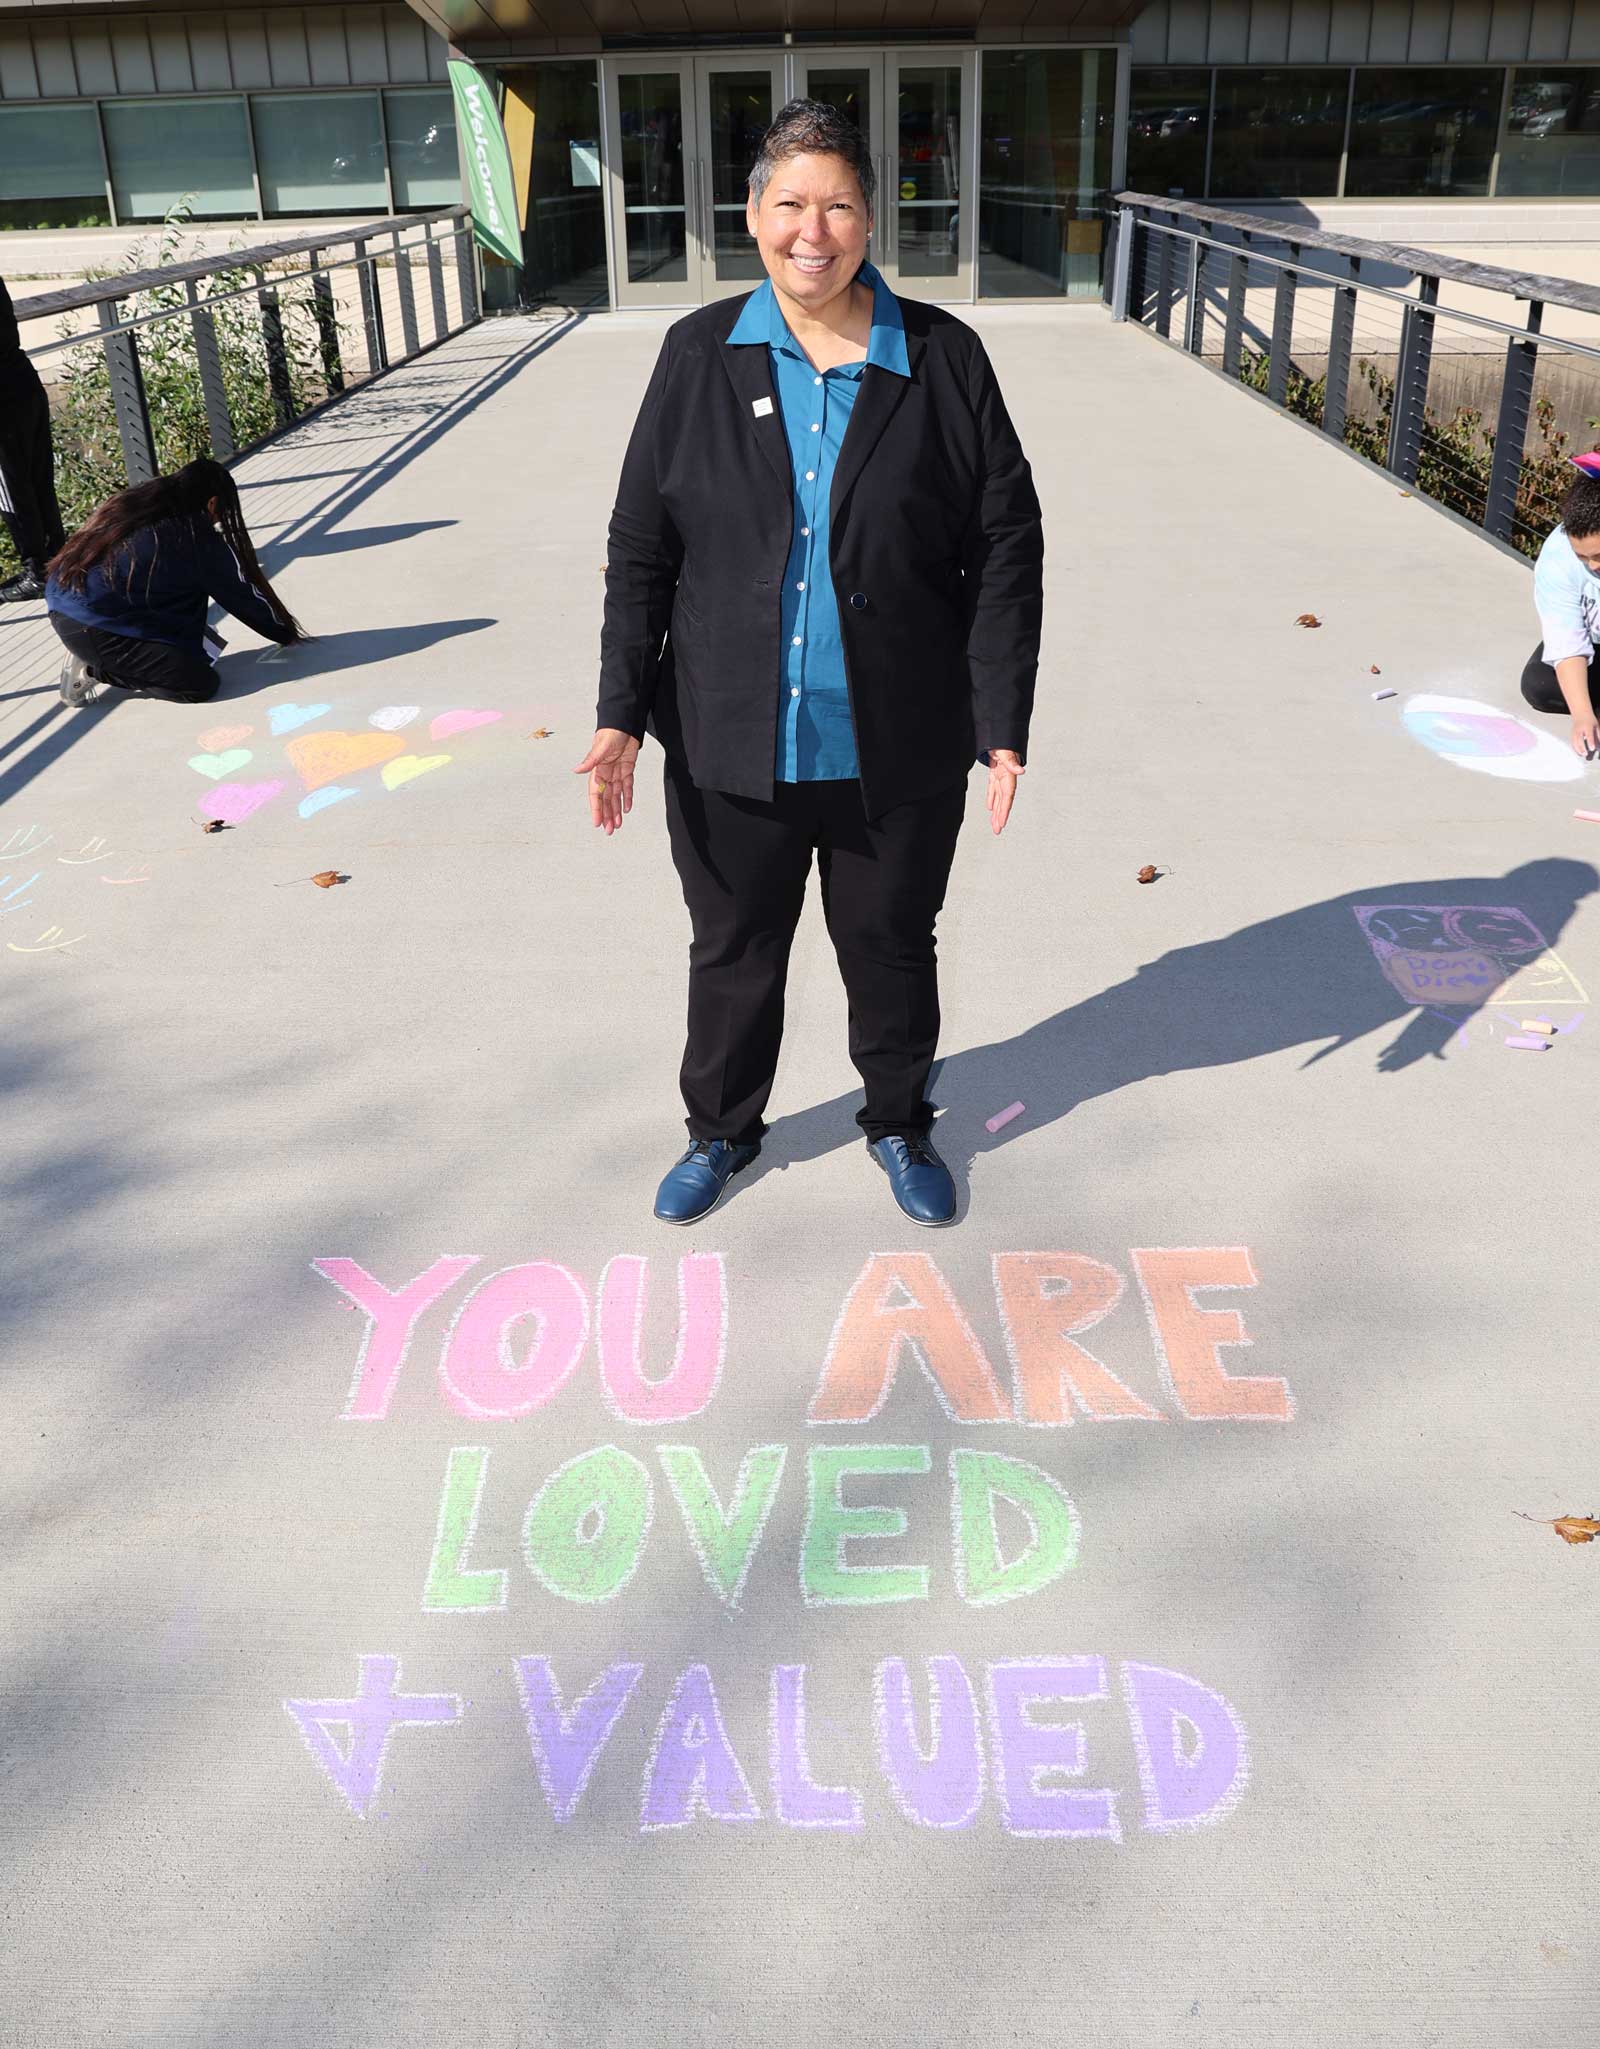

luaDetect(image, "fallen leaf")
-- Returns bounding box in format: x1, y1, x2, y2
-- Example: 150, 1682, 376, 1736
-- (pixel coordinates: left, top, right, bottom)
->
1369, 665, 1381, 675
528, 727, 554, 740
198, 819, 226, 835
1296, 613, 1321, 628
1515, 1510, 1600, 1544
311, 870, 342, 889
1137, 864, 1159, 885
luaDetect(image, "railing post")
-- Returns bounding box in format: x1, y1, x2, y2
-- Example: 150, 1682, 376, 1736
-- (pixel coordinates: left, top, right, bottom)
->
255, 271, 296, 432
96, 298, 157, 485
1322, 256, 1359, 444
1388, 274, 1439, 484
392, 228, 420, 358
308, 248, 345, 396
1267, 244, 1299, 406
1485, 299, 1543, 543
454, 216, 481, 326
1153, 220, 1176, 340
183, 277, 235, 461
1184, 235, 1205, 355
1222, 240, 1247, 378
425, 227, 449, 340
355, 236, 388, 375
1110, 203, 1135, 323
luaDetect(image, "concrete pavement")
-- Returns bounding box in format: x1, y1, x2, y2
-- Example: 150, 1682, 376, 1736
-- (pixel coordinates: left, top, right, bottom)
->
1, 300, 1598, 2046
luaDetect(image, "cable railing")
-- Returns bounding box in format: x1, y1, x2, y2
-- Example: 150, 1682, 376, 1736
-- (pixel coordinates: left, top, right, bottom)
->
14, 207, 482, 492
1104, 192, 1600, 561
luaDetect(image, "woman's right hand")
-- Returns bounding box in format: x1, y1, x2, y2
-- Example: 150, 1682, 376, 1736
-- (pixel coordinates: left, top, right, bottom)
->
1571, 712, 1600, 761
574, 728, 641, 835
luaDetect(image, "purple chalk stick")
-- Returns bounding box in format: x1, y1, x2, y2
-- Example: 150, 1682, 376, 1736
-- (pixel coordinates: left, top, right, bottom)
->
1505, 1034, 1552, 1050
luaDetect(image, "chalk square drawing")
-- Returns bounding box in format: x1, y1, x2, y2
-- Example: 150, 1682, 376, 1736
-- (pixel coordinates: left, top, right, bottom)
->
1353, 905, 1589, 1008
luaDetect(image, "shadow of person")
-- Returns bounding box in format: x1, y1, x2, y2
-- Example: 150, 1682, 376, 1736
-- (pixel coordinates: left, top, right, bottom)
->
754, 858, 1600, 1178
212, 617, 496, 697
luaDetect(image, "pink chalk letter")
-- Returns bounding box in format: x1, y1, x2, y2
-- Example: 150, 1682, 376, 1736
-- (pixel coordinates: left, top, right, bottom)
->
770, 1665, 863, 1829
440, 1262, 590, 1418
875, 1655, 984, 1829
314, 1255, 481, 1420
1122, 1662, 1248, 1832
284, 1654, 461, 1818
515, 1657, 644, 1823
598, 1254, 726, 1423
986, 1657, 1119, 1839
641, 1663, 761, 1830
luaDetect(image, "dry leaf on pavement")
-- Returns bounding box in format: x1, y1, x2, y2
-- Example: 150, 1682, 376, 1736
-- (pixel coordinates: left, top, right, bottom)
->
1297, 613, 1322, 628
1515, 1511, 1600, 1544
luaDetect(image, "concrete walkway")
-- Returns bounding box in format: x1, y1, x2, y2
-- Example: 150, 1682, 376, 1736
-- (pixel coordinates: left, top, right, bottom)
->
2, 301, 1597, 2047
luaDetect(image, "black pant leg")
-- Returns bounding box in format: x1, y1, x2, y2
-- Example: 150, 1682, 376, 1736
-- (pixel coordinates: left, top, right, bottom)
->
1521, 641, 1590, 715
662, 761, 818, 1146
815, 780, 967, 1143
0, 362, 61, 565
49, 614, 219, 703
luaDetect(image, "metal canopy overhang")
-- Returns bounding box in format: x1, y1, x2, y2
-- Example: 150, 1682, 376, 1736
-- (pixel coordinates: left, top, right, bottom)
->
406, 0, 1144, 59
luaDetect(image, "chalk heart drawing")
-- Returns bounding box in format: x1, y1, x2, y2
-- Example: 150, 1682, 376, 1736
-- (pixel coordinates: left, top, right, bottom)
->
299, 787, 361, 820
269, 702, 333, 737
369, 705, 420, 732
1402, 693, 1584, 783
383, 754, 451, 791
188, 749, 253, 781
196, 723, 253, 752
199, 779, 285, 825
286, 729, 405, 793
430, 709, 502, 742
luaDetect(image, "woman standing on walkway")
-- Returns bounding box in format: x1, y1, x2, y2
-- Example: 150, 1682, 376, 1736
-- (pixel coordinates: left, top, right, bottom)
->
579, 98, 1043, 1227
46, 457, 303, 705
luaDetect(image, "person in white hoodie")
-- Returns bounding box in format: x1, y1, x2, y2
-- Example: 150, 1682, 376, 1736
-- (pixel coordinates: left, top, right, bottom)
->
1524, 454, 1600, 759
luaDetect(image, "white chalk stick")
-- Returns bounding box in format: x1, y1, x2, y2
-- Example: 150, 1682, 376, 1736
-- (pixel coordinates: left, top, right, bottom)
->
1520, 1020, 1556, 1035
1371, 687, 1397, 700
985, 1101, 1025, 1133
1505, 1035, 1552, 1051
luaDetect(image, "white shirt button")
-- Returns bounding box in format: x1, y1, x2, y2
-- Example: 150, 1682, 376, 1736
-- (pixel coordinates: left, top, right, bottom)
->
814, 376, 822, 385
805, 470, 815, 481
791, 686, 800, 697
796, 581, 805, 591
801, 526, 811, 536
810, 423, 820, 433
792, 635, 802, 646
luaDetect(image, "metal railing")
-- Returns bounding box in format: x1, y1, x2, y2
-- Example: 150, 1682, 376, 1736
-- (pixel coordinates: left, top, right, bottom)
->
16, 207, 482, 487
1105, 192, 1600, 560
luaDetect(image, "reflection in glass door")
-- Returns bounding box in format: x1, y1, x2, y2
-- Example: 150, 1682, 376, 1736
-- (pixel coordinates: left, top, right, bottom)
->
886, 55, 974, 297
691, 59, 786, 294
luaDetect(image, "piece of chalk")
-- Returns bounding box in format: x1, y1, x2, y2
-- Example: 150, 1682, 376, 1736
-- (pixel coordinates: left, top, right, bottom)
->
1520, 1020, 1557, 1035
1576, 809, 1600, 822
1371, 687, 1397, 700
1506, 1035, 1552, 1051
985, 1101, 1025, 1133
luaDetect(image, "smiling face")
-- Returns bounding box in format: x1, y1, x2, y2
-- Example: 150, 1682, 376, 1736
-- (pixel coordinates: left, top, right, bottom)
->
746, 150, 871, 314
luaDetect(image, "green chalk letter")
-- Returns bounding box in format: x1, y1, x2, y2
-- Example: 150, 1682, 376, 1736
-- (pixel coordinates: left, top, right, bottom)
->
952, 1448, 1079, 1605
523, 1445, 653, 1603
803, 1444, 931, 1606
422, 1445, 508, 1612
658, 1444, 787, 1609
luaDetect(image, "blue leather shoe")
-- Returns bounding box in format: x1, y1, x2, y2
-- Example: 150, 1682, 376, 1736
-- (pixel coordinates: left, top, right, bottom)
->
868, 1134, 956, 1226
654, 1139, 760, 1225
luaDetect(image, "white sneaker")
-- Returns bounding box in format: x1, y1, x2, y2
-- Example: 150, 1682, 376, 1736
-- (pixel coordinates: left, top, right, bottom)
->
58, 653, 106, 706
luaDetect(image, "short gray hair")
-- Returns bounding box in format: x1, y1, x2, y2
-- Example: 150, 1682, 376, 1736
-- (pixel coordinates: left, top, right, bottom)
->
748, 98, 875, 216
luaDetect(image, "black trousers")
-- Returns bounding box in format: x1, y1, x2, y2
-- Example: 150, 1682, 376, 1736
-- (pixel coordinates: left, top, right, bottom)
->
1521, 641, 1595, 714
662, 759, 966, 1147
0, 356, 65, 570
49, 613, 220, 704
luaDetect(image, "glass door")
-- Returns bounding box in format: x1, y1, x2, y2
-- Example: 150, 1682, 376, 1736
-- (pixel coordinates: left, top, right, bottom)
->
603, 56, 694, 307
792, 53, 887, 271
690, 57, 787, 299
882, 52, 975, 301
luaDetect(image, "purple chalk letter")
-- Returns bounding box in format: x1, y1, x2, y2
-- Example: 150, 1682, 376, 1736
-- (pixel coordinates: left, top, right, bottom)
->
770, 1665, 863, 1829
1122, 1661, 1248, 1832
875, 1655, 984, 1829
986, 1657, 1119, 1839
641, 1663, 761, 1831
515, 1657, 643, 1823
284, 1653, 461, 1818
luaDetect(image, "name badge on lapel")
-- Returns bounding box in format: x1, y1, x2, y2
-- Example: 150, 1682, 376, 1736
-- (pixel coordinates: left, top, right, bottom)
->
752, 396, 774, 418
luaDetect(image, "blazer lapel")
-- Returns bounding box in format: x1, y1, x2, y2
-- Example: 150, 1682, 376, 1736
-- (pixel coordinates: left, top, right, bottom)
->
719, 341, 793, 493
829, 324, 925, 518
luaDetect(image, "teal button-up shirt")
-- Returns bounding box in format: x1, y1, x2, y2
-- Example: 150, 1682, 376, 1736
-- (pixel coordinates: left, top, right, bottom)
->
726, 260, 911, 782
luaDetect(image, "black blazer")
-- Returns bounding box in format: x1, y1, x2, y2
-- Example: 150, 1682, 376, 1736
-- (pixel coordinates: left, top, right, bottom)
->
597, 289, 1043, 818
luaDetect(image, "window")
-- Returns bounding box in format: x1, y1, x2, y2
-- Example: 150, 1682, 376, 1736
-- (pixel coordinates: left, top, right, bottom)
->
102, 98, 254, 222
1499, 68, 1600, 197
1345, 67, 1501, 197
1210, 69, 1346, 199
978, 50, 1115, 299
1127, 68, 1211, 199
252, 92, 386, 216
0, 104, 107, 229
385, 89, 458, 210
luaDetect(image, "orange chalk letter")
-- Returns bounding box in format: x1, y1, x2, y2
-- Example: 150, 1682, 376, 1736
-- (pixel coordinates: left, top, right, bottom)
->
1130, 1248, 1292, 1422
994, 1253, 1164, 1423
809, 1254, 1009, 1425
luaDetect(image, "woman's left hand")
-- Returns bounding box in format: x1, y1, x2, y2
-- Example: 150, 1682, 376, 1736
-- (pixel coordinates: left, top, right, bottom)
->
986, 749, 1025, 835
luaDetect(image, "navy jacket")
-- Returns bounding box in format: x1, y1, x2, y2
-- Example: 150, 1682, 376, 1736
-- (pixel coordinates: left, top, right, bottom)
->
598, 290, 1043, 818
47, 515, 292, 650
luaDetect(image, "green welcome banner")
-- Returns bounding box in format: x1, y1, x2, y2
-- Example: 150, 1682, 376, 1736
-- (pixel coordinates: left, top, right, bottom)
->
449, 60, 522, 269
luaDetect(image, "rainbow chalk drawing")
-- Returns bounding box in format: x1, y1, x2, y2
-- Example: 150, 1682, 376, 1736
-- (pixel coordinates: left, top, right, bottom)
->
188, 749, 254, 780
522, 1445, 654, 1604
284, 1654, 462, 1818
421, 1447, 508, 1613
268, 702, 332, 735
1401, 693, 1584, 782
0, 871, 41, 915
985, 1101, 1025, 1133
369, 705, 421, 732
1354, 905, 1588, 1011
657, 1444, 787, 1609
199, 779, 285, 825
429, 709, 503, 741
770, 1664, 864, 1829
6, 923, 83, 954
57, 837, 112, 866
382, 754, 452, 791
1122, 1661, 1249, 1832
598, 1253, 726, 1423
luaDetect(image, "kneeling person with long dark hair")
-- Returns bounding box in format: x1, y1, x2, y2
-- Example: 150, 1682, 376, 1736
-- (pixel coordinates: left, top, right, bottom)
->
46, 457, 304, 707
